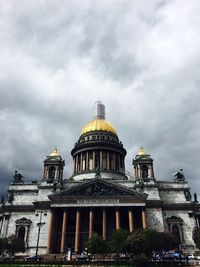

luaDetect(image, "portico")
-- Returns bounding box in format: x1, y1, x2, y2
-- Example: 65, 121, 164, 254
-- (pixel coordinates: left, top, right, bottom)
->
47, 178, 147, 253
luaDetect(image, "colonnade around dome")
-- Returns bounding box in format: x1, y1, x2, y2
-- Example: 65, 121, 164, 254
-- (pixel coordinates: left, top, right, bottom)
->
73, 150, 125, 175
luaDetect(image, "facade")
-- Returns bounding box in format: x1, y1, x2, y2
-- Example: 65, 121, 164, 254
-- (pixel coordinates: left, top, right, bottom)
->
0, 101, 199, 255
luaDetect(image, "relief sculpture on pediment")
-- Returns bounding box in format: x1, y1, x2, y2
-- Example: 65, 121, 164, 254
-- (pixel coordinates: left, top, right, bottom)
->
69, 183, 127, 197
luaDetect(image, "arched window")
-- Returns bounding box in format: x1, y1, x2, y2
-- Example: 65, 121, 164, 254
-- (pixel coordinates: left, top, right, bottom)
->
48, 166, 55, 180
141, 165, 148, 179
166, 216, 183, 244
18, 226, 25, 241
15, 217, 32, 245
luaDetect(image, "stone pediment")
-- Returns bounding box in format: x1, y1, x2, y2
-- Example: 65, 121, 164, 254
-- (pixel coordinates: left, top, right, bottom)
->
49, 178, 147, 200
15, 217, 32, 225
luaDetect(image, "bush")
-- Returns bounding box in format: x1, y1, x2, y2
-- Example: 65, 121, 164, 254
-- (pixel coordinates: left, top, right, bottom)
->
131, 254, 149, 267
0, 235, 25, 255
108, 229, 129, 253
86, 233, 108, 254
125, 232, 142, 256
7, 235, 25, 255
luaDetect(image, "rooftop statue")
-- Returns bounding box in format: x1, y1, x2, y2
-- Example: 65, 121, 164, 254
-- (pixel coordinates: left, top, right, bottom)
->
95, 165, 101, 178
13, 170, 24, 184
174, 169, 185, 181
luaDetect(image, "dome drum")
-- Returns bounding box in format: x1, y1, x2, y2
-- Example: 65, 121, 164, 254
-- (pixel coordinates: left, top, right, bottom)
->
71, 131, 126, 178
72, 149, 126, 177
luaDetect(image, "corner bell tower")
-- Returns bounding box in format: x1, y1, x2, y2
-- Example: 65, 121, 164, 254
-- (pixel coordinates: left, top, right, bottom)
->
43, 148, 65, 183
133, 147, 155, 181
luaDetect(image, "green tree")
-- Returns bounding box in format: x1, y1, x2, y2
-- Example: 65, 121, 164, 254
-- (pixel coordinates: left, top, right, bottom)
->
108, 229, 129, 253
0, 238, 8, 255
125, 232, 142, 256
162, 231, 179, 250
132, 229, 178, 258
0, 235, 25, 255
86, 233, 107, 254
131, 254, 149, 267
7, 235, 25, 255
140, 229, 161, 257
142, 229, 178, 257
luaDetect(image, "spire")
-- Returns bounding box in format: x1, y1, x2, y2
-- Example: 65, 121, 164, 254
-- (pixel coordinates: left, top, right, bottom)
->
93, 101, 105, 119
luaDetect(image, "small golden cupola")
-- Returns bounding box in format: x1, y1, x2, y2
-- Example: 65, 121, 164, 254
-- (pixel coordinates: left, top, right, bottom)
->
71, 101, 127, 180
43, 147, 65, 183
49, 148, 60, 157
133, 146, 155, 181
136, 146, 150, 157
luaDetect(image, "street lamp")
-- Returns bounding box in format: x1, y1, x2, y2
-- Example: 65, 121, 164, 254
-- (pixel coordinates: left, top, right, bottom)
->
35, 211, 47, 260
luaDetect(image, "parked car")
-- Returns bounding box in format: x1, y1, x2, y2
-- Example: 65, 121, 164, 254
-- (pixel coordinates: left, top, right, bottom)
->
0, 256, 14, 263
188, 254, 200, 260
75, 253, 92, 262
163, 253, 177, 261
151, 253, 163, 261
113, 253, 131, 262
61, 252, 78, 261
61, 255, 67, 261
24, 255, 43, 262
188, 254, 194, 259
163, 252, 185, 261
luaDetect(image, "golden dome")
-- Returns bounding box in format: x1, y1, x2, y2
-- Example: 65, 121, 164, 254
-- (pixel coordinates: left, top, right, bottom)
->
49, 148, 60, 157
81, 119, 117, 135
137, 146, 148, 156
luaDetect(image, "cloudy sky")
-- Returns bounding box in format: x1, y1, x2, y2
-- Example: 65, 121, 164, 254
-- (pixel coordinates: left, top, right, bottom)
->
0, 0, 200, 197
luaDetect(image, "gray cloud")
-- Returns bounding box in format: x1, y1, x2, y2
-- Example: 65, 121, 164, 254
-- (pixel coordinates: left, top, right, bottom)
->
0, 0, 200, 198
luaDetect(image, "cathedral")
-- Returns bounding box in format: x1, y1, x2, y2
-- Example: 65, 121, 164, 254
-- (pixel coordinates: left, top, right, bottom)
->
0, 101, 199, 255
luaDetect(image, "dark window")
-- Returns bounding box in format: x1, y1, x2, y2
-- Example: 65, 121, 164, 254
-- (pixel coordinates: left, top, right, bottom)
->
102, 151, 107, 170
172, 224, 181, 244
95, 151, 100, 169
48, 166, 55, 180
141, 165, 148, 178
18, 226, 25, 241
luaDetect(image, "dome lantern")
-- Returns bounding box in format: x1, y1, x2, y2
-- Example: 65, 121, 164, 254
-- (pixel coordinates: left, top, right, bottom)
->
93, 101, 105, 120
81, 101, 117, 136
